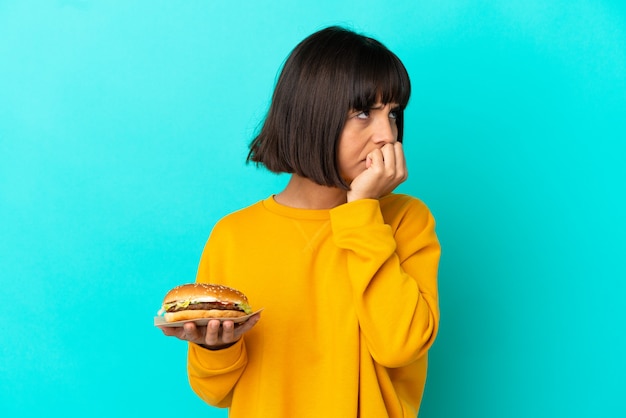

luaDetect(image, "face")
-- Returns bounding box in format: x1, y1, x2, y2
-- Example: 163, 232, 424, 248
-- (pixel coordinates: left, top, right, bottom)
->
337, 102, 400, 183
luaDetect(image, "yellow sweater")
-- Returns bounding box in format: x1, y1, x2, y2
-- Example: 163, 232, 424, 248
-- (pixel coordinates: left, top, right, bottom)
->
188, 194, 440, 417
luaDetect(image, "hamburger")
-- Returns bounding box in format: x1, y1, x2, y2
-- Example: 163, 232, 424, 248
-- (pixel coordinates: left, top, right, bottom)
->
158, 283, 253, 322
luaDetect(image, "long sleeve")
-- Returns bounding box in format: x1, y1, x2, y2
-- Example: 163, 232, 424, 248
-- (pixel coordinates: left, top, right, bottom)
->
187, 340, 248, 407
330, 195, 440, 368
185, 237, 249, 408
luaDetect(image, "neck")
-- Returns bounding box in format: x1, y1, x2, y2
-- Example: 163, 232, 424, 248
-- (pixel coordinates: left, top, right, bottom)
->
274, 175, 347, 209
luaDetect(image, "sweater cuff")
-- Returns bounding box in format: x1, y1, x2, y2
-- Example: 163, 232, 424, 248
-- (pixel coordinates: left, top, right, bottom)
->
330, 199, 384, 229
188, 339, 245, 374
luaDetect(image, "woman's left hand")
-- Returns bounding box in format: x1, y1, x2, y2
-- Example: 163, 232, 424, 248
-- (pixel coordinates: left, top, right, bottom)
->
347, 142, 407, 202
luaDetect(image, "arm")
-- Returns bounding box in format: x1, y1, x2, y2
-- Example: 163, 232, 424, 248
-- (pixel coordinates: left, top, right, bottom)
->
182, 235, 257, 407
330, 196, 440, 367
187, 338, 247, 407
160, 315, 256, 407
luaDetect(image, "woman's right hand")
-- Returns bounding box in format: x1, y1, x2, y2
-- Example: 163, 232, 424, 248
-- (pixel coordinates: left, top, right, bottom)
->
159, 312, 261, 350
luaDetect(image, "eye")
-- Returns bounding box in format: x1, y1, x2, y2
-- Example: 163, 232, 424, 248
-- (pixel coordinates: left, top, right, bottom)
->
355, 110, 370, 119
389, 109, 400, 120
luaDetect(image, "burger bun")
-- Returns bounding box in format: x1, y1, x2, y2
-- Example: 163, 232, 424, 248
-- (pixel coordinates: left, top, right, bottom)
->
164, 309, 248, 322
163, 283, 249, 306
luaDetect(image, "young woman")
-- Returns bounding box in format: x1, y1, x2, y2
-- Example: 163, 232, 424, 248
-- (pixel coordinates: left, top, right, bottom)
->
160, 26, 441, 417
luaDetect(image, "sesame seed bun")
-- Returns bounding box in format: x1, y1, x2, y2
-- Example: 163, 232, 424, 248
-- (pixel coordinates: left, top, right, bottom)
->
163, 283, 249, 306
160, 283, 252, 323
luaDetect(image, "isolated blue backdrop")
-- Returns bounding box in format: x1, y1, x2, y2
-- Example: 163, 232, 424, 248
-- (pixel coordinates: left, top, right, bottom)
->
1, 1, 624, 417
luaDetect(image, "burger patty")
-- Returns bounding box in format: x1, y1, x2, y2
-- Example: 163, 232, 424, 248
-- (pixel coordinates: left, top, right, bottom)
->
168, 301, 241, 313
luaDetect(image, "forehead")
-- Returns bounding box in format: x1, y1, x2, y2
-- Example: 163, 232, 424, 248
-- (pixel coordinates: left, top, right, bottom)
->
349, 89, 406, 111
347, 68, 410, 111
350, 102, 400, 111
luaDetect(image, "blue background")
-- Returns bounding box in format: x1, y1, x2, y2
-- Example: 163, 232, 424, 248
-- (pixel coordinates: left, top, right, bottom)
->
1, 1, 624, 416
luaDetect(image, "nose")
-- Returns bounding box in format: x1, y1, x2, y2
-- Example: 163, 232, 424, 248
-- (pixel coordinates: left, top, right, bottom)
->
372, 115, 397, 145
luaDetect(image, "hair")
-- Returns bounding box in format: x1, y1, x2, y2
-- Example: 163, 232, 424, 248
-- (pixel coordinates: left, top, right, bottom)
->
247, 26, 411, 190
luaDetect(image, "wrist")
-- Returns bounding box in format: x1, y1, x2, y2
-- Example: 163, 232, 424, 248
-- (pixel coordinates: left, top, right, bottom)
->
198, 340, 238, 351
346, 190, 377, 202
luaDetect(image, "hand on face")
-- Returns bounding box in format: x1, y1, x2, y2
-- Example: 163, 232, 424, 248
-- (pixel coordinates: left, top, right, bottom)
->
346, 142, 407, 202
159, 312, 261, 350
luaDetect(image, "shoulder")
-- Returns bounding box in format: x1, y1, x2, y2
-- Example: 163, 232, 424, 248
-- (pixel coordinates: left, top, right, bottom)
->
380, 193, 433, 217
379, 193, 436, 231
380, 194, 439, 258
210, 200, 266, 235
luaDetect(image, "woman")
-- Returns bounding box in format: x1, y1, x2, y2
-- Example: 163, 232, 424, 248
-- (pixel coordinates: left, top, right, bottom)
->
160, 26, 441, 417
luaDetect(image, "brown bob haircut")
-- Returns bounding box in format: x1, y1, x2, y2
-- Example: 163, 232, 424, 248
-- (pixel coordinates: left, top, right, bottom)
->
247, 26, 411, 190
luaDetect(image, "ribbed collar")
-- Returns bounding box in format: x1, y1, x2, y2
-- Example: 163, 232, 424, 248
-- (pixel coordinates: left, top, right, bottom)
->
261, 195, 332, 221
